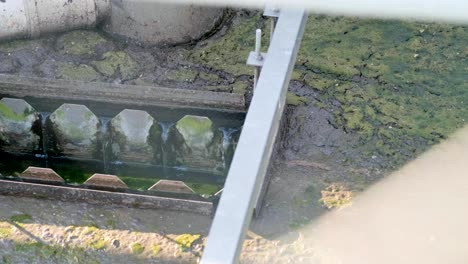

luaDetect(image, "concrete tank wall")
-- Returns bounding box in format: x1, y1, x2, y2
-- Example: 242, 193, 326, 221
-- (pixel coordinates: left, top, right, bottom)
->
0, 0, 224, 46
0, 0, 110, 40
103, 1, 225, 46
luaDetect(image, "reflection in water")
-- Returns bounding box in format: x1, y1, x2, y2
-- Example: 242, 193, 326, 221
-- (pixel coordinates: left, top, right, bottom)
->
0, 121, 241, 197
0, 99, 244, 197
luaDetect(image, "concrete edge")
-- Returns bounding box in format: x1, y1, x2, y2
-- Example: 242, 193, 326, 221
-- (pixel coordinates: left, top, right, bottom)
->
0, 179, 213, 215
0, 74, 246, 112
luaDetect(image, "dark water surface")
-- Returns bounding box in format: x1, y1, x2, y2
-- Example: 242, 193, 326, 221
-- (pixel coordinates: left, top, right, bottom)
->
0, 97, 245, 196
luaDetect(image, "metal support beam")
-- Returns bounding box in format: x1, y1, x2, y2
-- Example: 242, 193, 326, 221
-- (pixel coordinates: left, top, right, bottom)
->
201, 9, 307, 264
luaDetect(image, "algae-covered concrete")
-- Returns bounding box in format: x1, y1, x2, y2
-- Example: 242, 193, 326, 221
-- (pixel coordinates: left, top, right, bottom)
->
0, 98, 41, 154
47, 104, 102, 159
56, 63, 103, 82
168, 115, 224, 172
189, 13, 468, 168
109, 109, 161, 164
92, 51, 140, 80
1, 14, 464, 168
57, 31, 109, 56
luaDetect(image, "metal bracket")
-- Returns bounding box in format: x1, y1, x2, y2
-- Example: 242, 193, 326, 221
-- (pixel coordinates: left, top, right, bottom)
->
246, 51, 267, 67
263, 6, 280, 18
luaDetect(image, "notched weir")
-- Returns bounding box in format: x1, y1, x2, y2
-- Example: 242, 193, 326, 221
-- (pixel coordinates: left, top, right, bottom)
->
0, 97, 243, 214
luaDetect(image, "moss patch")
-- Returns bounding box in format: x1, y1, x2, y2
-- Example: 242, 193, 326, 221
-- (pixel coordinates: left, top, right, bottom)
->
130, 243, 145, 254
188, 14, 468, 167
0, 102, 30, 122
9, 213, 32, 223
232, 81, 249, 95
151, 244, 162, 255
176, 115, 214, 147
0, 224, 13, 238
175, 234, 201, 250
191, 15, 269, 76
286, 92, 309, 106
166, 68, 198, 82
89, 238, 108, 250
58, 30, 107, 56
298, 17, 468, 165
56, 63, 102, 82
176, 116, 213, 135
92, 51, 140, 80
199, 72, 222, 82
84, 225, 99, 234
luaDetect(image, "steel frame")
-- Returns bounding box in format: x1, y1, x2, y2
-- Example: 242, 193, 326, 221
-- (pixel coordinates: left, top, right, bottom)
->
201, 8, 308, 264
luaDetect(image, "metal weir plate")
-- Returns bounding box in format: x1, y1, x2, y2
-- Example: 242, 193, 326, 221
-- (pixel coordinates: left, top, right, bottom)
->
0, 91, 244, 215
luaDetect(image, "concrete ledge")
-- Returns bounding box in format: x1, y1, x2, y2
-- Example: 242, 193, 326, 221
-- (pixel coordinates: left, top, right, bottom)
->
0, 179, 213, 215
0, 74, 246, 112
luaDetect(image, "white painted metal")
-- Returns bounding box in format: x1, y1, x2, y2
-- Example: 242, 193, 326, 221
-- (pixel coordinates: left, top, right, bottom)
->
0, 0, 110, 41
140, 0, 468, 23
246, 52, 266, 67
255, 29, 262, 58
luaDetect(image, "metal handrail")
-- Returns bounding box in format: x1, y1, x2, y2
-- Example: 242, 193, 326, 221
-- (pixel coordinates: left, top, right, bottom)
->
201, 8, 308, 264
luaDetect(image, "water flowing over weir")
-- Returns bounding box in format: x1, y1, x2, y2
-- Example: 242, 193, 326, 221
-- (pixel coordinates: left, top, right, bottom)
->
0, 96, 244, 213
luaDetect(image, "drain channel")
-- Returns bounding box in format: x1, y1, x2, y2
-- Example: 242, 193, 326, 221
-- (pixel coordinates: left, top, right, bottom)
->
0, 96, 244, 214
